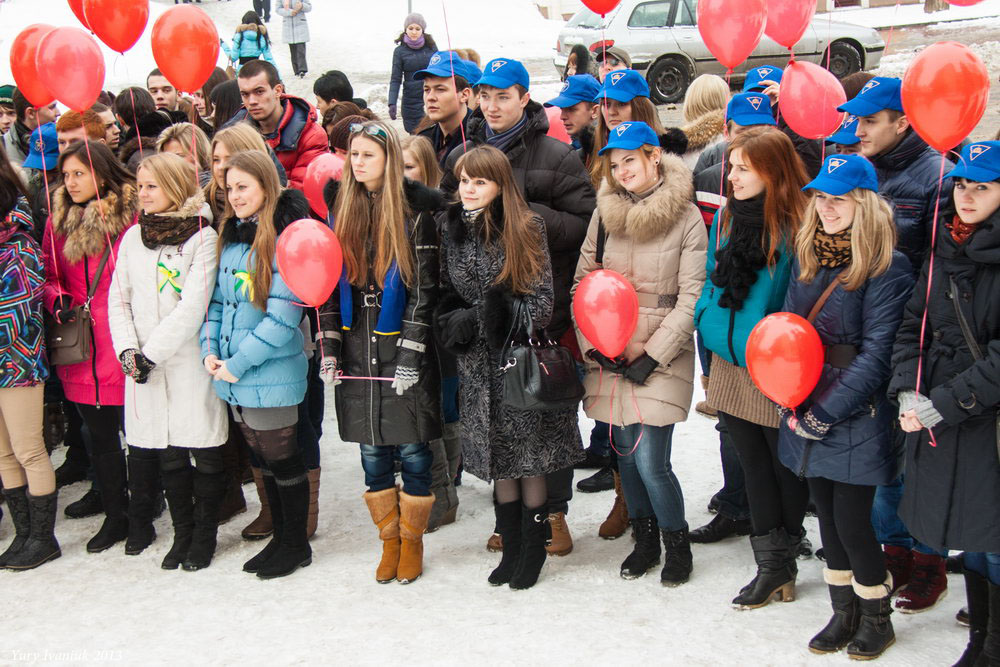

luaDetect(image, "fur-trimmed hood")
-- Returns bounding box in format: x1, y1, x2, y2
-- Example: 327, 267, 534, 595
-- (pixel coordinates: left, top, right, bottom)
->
682, 109, 725, 154
322, 177, 446, 222
220, 188, 311, 247
597, 155, 693, 243
51, 184, 139, 263
235, 23, 269, 36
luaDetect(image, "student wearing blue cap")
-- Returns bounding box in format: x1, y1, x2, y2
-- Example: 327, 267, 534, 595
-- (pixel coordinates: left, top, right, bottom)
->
416, 51, 481, 169
777, 153, 914, 659
574, 121, 706, 586
388, 13, 438, 133
828, 114, 862, 155
545, 74, 600, 161
742, 65, 783, 94
890, 141, 1000, 666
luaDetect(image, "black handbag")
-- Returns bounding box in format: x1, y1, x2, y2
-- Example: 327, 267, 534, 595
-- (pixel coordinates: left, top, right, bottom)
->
500, 299, 585, 412
47, 245, 111, 367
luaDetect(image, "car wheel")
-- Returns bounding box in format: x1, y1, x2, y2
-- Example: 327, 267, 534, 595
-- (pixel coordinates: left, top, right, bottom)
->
648, 57, 691, 104
823, 41, 862, 79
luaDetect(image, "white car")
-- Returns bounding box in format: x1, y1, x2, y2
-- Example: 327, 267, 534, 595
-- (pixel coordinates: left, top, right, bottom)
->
555, 0, 885, 103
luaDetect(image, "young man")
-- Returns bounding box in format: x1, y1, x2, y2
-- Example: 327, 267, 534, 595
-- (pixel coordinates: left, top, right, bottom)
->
828, 114, 862, 156
90, 103, 121, 152
147, 69, 179, 111
55, 110, 106, 153
0, 85, 16, 136
2, 89, 60, 167
415, 51, 482, 167
544, 74, 600, 165
229, 60, 328, 190
442, 57, 596, 555
313, 70, 368, 114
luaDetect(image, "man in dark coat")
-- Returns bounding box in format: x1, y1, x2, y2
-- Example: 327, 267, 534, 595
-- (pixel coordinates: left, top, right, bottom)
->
414, 52, 481, 168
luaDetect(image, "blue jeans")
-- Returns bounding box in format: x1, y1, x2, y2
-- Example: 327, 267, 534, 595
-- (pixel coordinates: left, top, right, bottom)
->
613, 423, 687, 532
964, 552, 1000, 585
715, 419, 750, 521
871, 476, 947, 556
441, 375, 460, 424
359, 443, 432, 496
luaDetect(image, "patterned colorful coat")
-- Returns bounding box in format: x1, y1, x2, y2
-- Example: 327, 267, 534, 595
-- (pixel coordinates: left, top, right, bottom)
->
0, 198, 48, 388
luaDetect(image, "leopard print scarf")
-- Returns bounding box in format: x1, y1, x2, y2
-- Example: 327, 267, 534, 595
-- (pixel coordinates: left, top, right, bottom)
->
813, 227, 852, 268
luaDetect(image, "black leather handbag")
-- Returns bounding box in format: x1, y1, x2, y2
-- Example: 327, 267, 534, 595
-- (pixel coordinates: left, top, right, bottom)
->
500, 299, 585, 412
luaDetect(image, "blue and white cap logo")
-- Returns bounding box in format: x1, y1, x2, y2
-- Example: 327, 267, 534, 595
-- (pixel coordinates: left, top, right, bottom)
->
843, 115, 857, 127
491, 60, 508, 72
560, 81, 570, 92
827, 157, 847, 173
970, 144, 991, 161
430, 54, 442, 66
756, 67, 773, 78
747, 95, 764, 111
610, 71, 626, 86
615, 123, 632, 137
861, 79, 880, 94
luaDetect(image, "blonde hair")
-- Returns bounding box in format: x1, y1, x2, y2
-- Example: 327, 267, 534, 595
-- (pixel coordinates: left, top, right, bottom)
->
334, 120, 415, 288
401, 135, 442, 189
608, 145, 660, 194
795, 188, 896, 291
589, 97, 664, 188
137, 153, 199, 213
683, 74, 731, 123
218, 150, 282, 310
156, 122, 212, 171
206, 122, 272, 211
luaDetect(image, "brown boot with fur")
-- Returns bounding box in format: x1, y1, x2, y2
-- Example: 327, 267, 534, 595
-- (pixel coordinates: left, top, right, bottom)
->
546, 511, 573, 556
364, 487, 400, 583
599, 471, 630, 540
241, 467, 273, 540
397, 491, 435, 584
306, 468, 320, 539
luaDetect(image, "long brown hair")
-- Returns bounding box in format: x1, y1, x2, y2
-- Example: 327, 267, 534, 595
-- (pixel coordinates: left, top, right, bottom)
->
205, 123, 273, 215
401, 134, 442, 188
454, 146, 544, 294
219, 150, 281, 310
334, 120, 415, 287
589, 97, 664, 187
722, 126, 808, 267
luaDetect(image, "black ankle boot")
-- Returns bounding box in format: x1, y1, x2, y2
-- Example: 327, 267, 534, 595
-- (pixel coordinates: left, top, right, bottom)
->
809, 569, 859, 654
955, 567, 989, 666
5, 491, 61, 570
125, 450, 160, 555
64, 487, 102, 518
488, 501, 522, 586
87, 450, 129, 553
183, 468, 226, 571
847, 575, 895, 660
255, 444, 312, 580
509, 505, 547, 590
689, 513, 752, 544
732, 528, 796, 609
243, 471, 283, 573
0, 486, 29, 567
161, 461, 194, 570
620, 516, 660, 579
660, 526, 692, 587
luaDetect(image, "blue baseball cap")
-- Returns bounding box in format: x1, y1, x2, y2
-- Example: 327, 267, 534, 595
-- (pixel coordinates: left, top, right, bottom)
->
742, 65, 783, 93
477, 58, 530, 91
803, 154, 879, 195
598, 121, 659, 155
596, 69, 649, 103
415, 51, 481, 86
828, 114, 861, 146
23, 122, 59, 171
837, 77, 903, 117
945, 141, 1000, 183
726, 93, 775, 127
545, 74, 601, 108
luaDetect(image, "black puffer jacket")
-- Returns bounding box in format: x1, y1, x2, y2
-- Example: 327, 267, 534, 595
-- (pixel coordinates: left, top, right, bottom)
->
319, 179, 444, 446
872, 129, 953, 272
889, 206, 1000, 554
440, 101, 595, 339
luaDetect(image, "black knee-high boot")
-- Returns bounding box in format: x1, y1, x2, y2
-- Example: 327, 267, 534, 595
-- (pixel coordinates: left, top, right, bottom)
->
255, 452, 311, 579
488, 501, 521, 586
182, 467, 227, 571
126, 449, 160, 555
87, 449, 129, 553
510, 505, 548, 590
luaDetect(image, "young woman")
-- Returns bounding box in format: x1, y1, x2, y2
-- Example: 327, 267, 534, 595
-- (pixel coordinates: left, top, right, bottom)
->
0, 145, 58, 571
275, 1, 312, 79
574, 121, 707, 585
680, 74, 729, 170
210, 80, 243, 134
318, 120, 443, 584
889, 141, 1000, 666
436, 145, 583, 590
206, 123, 287, 222
108, 153, 227, 571
401, 135, 442, 189
191, 67, 231, 136
778, 154, 913, 659
387, 13, 437, 133
43, 141, 138, 555
694, 126, 809, 609
200, 149, 312, 579
222, 12, 277, 73
157, 123, 213, 187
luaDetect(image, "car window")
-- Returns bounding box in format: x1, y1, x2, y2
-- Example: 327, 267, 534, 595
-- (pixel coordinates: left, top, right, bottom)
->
568, 8, 610, 29
628, 1, 673, 28
674, 0, 696, 26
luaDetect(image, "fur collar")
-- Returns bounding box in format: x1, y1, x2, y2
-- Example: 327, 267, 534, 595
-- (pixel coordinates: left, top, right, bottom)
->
220, 188, 311, 247
236, 23, 268, 35
597, 155, 693, 243
52, 184, 138, 263
682, 110, 725, 153
323, 178, 446, 220
156, 191, 206, 220
445, 198, 504, 245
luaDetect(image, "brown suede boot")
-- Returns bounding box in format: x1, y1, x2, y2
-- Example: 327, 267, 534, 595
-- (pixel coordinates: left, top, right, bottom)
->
398, 491, 434, 584
695, 375, 718, 419
487, 531, 502, 552
546, 511, 573, 556
364, 487, 400, 584
241, 467, 273, 541
306, 468, 320, 539
599, 471, 630, 540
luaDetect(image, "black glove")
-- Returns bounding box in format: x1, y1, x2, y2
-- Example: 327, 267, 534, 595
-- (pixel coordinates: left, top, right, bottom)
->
120, 349, 156, 384
53, 295, 76, 325
586, 349, 626, 375
623, 352, 659, 386
438, 307, 477, 350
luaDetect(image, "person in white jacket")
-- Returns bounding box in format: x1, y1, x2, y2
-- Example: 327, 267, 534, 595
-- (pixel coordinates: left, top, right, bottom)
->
108, 153, 227, 572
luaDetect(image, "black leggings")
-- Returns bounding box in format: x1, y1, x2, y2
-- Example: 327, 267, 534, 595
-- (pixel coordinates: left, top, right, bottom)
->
808, 477, 885, 586
75, 404, 124, 456
159, 446, 225, 475
720, 412, 808, 537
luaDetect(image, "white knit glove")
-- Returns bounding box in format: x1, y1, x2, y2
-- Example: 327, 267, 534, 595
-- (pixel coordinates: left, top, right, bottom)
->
319, 357, 341, 386
391, 365, 419, 396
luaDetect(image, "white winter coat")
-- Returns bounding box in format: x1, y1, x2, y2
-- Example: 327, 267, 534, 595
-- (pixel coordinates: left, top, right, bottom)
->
108, 195, 226, 449
275, 1, 311, 44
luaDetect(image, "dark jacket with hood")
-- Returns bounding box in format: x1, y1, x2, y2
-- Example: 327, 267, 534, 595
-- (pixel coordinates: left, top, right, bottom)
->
440, 101, 595, 340
118, 109, 188, 172
389, 41, 436, 133
0, 197, 48, 388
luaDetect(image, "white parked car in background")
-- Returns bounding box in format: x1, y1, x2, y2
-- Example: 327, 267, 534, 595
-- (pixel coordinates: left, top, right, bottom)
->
554, 0, 885, 103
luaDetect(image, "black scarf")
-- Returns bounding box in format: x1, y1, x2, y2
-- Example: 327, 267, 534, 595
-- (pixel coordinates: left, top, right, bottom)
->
139, 210, 204, 250
711, 196, 770, 312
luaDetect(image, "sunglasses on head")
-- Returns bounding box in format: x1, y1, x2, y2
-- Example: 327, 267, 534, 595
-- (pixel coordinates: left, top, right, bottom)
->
349, 123, 389, 140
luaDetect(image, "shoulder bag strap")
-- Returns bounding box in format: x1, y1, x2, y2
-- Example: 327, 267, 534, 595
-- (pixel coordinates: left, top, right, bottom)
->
950, 276, 983, 361
595, 221, 607, 266
85, 245, 113, 303
806, 270, 848, 324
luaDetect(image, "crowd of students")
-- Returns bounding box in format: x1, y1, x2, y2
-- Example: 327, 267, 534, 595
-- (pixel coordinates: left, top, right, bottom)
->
0, 21, 999, 663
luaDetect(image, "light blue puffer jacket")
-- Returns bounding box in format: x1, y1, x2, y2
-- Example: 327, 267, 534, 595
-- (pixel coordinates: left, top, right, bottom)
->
222, 26, 277, 71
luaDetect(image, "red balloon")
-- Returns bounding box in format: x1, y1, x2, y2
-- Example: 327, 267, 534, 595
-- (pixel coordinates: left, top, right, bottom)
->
573, 270, 639, 359
303, 153, 345, 219
901, 41, 989, 153
84, 0, 149, 53
276, 220, 343, 308
36, 28, 105, 112
778, 60, 846, 140
545, 107, 571, 144
697, 0, 767, 70
9, 25, 56, 108
946, 0, 984, 5
151, 5, 220, 93
581, 0, 621, 15
746, 313, 823, 409
764, 0, 815, 50
68, 0, 91, 29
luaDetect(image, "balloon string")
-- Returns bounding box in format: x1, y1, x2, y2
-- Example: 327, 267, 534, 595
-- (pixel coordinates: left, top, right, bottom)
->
128, 88, 144, 162
38, 117, 60, 289
440, 0, 467, 154
606, 376, 640, 457
915, 154, 946, 448
883, 1, 902, 58
717, 68, 732, 252
336, 375, 394, 382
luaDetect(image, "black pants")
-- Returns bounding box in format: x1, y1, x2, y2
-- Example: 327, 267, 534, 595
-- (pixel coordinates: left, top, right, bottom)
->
546, 466, 573, 515
808, 477, 885, 586
75, 404, 124, 457
289, 43, 307, 76
252, 0, 270, 21
720, 412, 808, 537
296, 356, 323, 470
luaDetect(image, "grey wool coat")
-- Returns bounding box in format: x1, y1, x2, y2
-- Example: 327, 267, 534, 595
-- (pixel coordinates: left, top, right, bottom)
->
275, 1, 311, 44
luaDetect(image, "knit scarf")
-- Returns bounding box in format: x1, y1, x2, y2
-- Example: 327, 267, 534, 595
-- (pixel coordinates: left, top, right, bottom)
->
485, 113, 528, 153
813, 227, 852, 268
403, 34, 426, 49
947, 214, 980, 245
139, 210, 203, 250
711, 196, 769, 312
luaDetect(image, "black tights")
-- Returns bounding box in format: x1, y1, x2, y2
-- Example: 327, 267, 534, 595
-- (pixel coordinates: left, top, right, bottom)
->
808, 477, 885, 586
495, 475, 547, 509
159, 446, 225, 475
720, 412, 808, 537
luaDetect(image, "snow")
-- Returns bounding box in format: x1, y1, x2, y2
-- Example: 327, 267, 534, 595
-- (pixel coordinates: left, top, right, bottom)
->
820, 0, 1000, 30
876, 39, 1000, 78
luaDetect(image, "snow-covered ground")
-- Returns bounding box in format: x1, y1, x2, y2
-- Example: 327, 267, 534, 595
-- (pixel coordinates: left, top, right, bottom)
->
822, 0, 1000, 30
